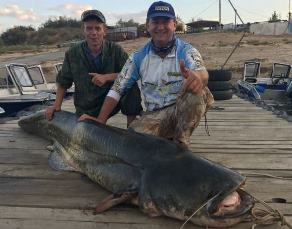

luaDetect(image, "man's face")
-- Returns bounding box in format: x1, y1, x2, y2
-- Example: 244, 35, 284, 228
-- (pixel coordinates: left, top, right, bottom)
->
83, 20, 106, 49
146, 17, 176, 47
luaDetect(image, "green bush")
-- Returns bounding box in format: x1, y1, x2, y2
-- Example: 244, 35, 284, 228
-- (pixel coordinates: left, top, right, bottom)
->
0, 17, 83, 46
1, 26, 36, 45
41, 16, 81, 29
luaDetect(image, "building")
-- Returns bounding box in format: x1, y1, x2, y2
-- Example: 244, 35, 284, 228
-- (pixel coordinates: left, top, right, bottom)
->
250, 21, 292, 35
106, 26, 138, 41
185, 20, 220, 33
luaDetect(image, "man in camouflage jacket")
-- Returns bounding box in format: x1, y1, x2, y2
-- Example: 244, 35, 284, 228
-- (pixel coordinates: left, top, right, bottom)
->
45, 9, 142, 126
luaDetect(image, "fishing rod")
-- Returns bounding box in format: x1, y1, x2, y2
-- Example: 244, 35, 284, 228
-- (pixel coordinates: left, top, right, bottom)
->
221, 0, 247, 69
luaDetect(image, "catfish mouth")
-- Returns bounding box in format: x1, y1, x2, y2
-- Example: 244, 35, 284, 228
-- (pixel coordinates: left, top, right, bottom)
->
189, 187, 255, 228
209, 188, 254, 219
18, 111, 44, 130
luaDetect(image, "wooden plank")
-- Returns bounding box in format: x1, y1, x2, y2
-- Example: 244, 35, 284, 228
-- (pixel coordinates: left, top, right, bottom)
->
1, 162, 291, 180
192, 129, 292, 136
196, 153, 292, 170
0, 116, 289, 128
0, 206, 289, 229
196, 126, 292, 131
238, 169, 292, 178
0, 206, 196, 229
1, 95, 292, 229
0, 175, 290, 210
192, 132, 292, 139
191, 144, 292, 149
207, 112, 276, 116
2, 128, 292, 142
0, 165, 84, 181
0, 150, 291, 175
190, 139, 292, 145
244, 177, 292, 201
190, 148, 292, 154
0, 137, 50, 149
190, 135, 292, 140
0, 194, 107, 209
198, 121, 292, 127
0, 164, 80, 179
0, 177, 105, 196
0, 149, 49, 164
209, 107, 270, 112
2, 137, 292, 149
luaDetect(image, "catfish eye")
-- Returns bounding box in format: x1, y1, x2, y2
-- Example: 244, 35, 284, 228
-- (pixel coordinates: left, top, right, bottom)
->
185, 208, 194, 217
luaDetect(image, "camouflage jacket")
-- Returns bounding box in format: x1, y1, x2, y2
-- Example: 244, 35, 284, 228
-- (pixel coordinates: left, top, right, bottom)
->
56, 40, 128, 116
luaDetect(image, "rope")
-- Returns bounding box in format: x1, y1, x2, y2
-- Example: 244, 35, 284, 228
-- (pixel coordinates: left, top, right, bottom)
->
221, 32, 246, 69
242, 190, 292, 229
180, 189, 292, 229
251, 208, 291, 229
204, 114, 210, 136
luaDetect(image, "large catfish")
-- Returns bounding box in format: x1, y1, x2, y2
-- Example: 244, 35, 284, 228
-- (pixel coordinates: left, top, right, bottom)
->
19, 111, 254, 228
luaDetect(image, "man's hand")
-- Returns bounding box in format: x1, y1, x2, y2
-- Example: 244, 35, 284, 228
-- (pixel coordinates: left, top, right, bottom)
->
45, 106, 60, 120
78, 114, 107, 124
179, 60, 206, 95
89, 73, 109, 87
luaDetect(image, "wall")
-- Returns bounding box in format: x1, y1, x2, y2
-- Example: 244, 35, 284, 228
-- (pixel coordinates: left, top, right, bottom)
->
250, 22, 291, 35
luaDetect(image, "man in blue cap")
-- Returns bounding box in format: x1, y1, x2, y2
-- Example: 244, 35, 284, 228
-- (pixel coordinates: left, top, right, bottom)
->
79, 2, 214, 147
45, 9, 142, 127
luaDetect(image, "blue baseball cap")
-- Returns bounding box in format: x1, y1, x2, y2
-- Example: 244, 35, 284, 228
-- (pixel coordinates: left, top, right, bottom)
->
147, 1, 175, 19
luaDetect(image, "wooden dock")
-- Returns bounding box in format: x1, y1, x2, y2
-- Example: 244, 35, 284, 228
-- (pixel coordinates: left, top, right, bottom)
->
0, 96, 291, 229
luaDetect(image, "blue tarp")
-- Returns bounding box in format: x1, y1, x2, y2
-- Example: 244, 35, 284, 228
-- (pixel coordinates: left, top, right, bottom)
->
289, 21, 292, 33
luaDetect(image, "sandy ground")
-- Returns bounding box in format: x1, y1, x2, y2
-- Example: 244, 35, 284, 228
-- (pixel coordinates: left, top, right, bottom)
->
1, 32, 292, 83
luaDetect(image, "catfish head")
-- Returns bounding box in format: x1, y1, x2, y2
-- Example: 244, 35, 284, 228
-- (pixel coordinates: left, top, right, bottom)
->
138, 152, 254, 228
18, 110, 79, 142
18, 111, 50, 137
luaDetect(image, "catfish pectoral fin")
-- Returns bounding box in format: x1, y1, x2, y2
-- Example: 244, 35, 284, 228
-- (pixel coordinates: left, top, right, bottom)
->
48, 151, 80, 172
95, 192, 137, 214
46, 145, 55, 152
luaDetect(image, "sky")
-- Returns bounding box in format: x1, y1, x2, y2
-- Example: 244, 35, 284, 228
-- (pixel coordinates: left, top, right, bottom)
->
0, 0, 290, 33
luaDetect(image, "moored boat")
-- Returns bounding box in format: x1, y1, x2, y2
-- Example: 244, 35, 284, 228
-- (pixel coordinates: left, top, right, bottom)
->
0, 66, 56, 116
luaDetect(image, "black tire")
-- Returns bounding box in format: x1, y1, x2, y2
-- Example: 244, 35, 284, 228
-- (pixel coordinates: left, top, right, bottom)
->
244, 77, 257, 83
208, 69, 232, 81
211, 89, 233, 101
208, 81, 232, 91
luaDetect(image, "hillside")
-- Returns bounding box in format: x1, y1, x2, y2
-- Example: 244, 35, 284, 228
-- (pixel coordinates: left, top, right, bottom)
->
121, 32, 292, 78
1, 32, 292, 83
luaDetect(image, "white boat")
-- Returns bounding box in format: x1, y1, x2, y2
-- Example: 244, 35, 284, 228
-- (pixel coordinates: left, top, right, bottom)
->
0, 66, 56, 116
0, 106, 4, 115
237, 61, 292, 100
7, 63, 74, 96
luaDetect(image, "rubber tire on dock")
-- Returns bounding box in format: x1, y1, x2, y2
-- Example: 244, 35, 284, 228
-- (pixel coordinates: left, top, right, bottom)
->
207, 69, 233, 101
207, 81, 232, 91
208, 69, 232, 81
211, 89, 233, 101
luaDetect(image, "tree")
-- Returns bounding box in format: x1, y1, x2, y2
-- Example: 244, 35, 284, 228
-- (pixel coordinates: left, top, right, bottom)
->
40, 16, 81, 29
137, 23, 148, 37
176, 16, 185, 32
0, 38, 4, 47
115, 19, 139, 28
1, 26, 35, 45
269, 11, 281, 22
